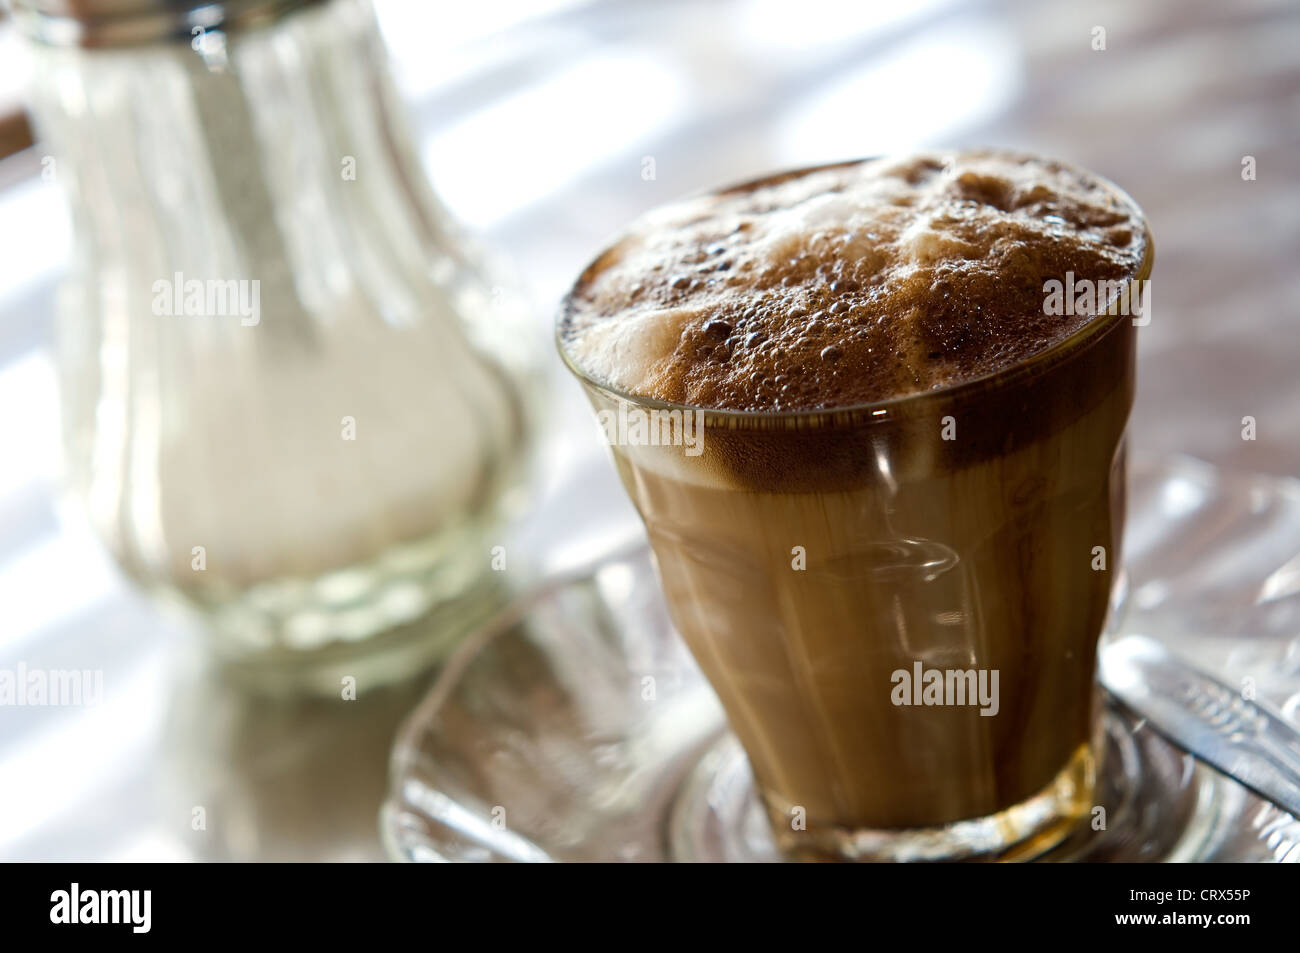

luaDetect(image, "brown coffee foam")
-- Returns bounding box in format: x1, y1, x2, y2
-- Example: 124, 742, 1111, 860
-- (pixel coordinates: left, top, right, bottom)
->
559, 150, 1146, 414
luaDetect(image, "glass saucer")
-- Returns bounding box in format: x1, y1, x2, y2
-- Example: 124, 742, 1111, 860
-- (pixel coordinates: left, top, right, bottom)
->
381, 457, 1300, 862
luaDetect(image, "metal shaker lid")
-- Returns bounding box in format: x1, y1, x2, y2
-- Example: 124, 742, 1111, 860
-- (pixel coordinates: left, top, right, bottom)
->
6, 0, 323, 48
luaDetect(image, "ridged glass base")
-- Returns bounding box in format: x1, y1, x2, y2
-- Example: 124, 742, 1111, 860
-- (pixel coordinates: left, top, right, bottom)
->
757, 744, 1096, 862
211, 572, 509, 697
158, 528, 513, 696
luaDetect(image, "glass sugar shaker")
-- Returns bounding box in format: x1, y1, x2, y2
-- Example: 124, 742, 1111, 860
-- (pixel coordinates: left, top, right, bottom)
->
11, 0, 537, 692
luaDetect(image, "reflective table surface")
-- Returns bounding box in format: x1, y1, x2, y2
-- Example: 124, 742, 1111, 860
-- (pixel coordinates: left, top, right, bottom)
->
1, 0, 1297, 860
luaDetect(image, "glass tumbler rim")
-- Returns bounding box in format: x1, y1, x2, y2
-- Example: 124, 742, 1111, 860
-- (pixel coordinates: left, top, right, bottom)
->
556, 155, 1153, 432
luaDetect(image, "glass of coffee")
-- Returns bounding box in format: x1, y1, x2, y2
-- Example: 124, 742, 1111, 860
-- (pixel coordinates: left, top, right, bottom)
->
557, 151, 1152, 861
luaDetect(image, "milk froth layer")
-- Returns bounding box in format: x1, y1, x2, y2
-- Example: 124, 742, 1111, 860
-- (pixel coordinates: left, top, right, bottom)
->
559, 151, 1147, 412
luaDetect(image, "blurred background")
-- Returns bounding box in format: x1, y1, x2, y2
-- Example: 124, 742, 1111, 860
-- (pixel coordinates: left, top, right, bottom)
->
0, 0, 1296, 860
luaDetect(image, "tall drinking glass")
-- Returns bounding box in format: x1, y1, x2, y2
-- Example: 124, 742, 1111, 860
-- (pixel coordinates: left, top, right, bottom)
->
558, 162, 1152, 861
